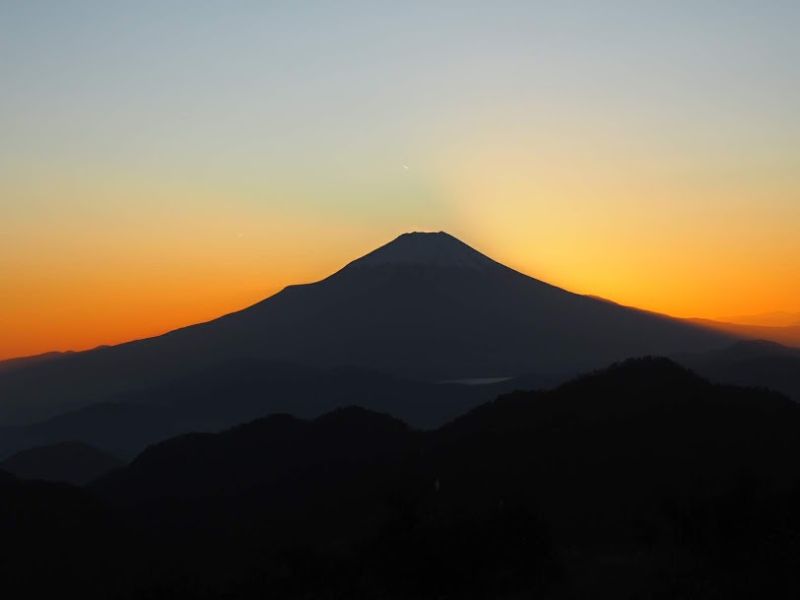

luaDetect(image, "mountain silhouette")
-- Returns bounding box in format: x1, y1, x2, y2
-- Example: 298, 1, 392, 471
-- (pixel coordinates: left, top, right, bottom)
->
690, 317, 800, 348
73, 358, 800, 599
678, 340, 800, 402
93, 357, 800, 537
0, 350, 72, 374
93, 406, 413, 505
723, 311, 800, 327
0, 232, 733, 426
0, 360, 559, 460
0, 464, 117, 598
4, 360, 800, 597
0, 441, 123, 485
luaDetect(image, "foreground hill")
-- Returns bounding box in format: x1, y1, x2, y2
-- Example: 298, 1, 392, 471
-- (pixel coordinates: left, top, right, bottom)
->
24, 358, 789, 598
0, 470, 118, 597
96, 358, 800, 525
0, 232, 732, 426
6, 360, 800, 597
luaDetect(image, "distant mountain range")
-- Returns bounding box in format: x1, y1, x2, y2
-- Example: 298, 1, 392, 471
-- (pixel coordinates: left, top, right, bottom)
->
679, 340, 800, 401
717, 311, 800, 327
0, 231, 734, 427
0, 441, 122, 485
3, 339, 799, 462
0, 360, 559, 459
690, 317, 800, 348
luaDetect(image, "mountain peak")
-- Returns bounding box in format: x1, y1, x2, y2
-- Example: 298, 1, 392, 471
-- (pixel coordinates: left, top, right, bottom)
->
347, 231, 500, 270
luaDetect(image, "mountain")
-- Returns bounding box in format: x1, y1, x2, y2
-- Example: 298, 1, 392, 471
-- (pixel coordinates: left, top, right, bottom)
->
689, 317, 800, 348
0, 401, 179, 462
0, 360, 560, 460
0, 350, 72, 374
97, 357, 800, 521
93, 406, 414, 505
85, 359, 800, 598
0, 441, 123, 485
0, 466, 118, 598
5, 360, 800, 597
677, 340, 800, 402
0, 232, 733, 426
719, 311, 800, 327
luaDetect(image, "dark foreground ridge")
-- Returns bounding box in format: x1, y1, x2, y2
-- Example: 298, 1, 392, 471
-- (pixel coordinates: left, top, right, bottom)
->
5, 358, 800, 598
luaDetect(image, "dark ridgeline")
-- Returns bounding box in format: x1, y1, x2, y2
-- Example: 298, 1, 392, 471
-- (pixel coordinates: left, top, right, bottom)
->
0, 232, 733, 427
2, 341, 798, 463
5, 360, 800, 598
0, 361, 559, 460
690, 317, 800, 348
3, 341, 798, 463
680, 339, 800, 402
0, 441, 122, 485
0, 350, 72, 374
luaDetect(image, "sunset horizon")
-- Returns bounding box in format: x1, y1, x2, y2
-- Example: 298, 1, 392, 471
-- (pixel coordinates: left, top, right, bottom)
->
3, 5, 800, 597
3, 3, 799, 360
2, 227, 798, 361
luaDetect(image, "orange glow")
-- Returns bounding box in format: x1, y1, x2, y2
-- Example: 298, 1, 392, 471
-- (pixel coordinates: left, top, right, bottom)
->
2, 140, 798, 361
0, 191, 387, 360
3, 2, 799, 360
2, 210, 798, 360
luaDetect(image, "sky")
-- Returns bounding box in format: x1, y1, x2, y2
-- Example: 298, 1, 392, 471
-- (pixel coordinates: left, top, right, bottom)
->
1, 1, 799, 359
